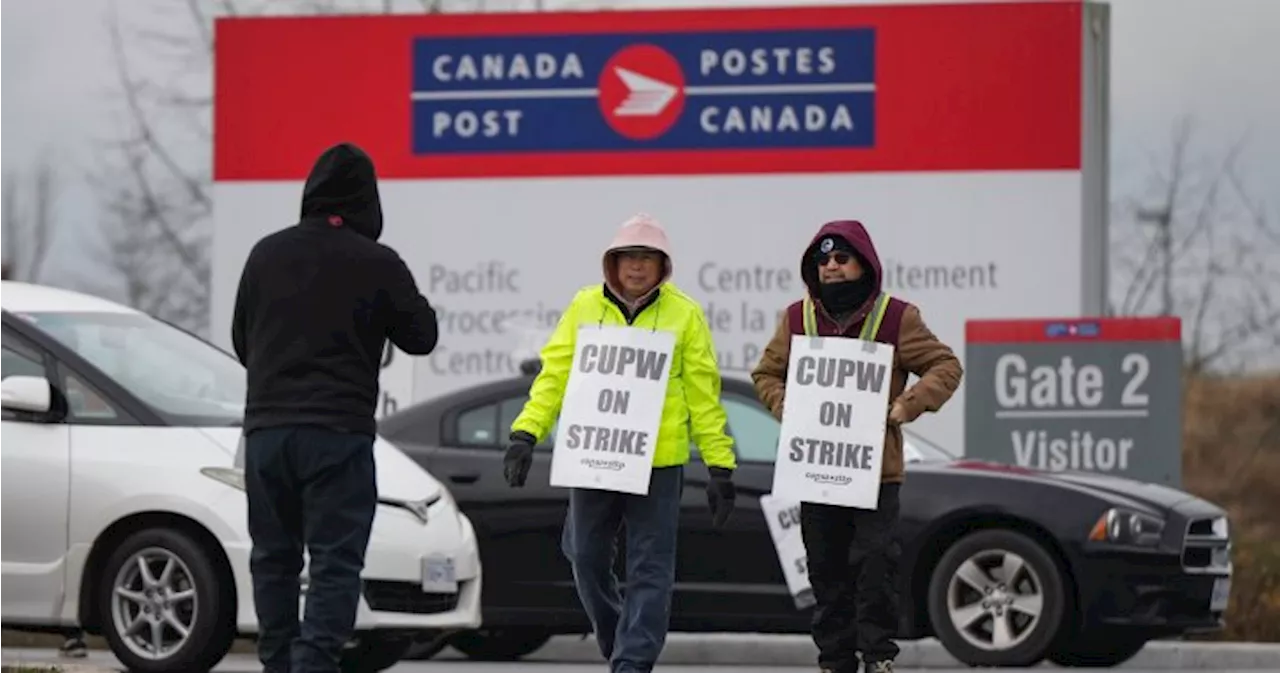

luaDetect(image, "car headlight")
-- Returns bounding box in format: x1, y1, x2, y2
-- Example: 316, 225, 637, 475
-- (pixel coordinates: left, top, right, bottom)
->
1088, 507, 1165, 547
201, 466, 246, 491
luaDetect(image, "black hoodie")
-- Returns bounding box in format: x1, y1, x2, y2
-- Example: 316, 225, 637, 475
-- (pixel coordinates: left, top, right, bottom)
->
230, 143, 438, 435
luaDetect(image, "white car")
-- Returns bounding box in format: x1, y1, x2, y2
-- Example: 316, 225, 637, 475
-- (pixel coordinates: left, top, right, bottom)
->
0, 281, 481, 673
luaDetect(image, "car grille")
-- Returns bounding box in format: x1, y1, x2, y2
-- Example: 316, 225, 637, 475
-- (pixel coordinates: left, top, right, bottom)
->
363, 580, 461, 614
1181, 516, 1231, 574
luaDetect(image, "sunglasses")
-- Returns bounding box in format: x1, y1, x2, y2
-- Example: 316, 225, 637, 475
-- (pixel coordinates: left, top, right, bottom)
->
816, 251, 853, 266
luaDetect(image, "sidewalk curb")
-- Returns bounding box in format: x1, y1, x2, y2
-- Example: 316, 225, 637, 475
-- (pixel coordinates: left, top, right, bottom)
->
1, 664, 117, 673
526, 633, 1280, 669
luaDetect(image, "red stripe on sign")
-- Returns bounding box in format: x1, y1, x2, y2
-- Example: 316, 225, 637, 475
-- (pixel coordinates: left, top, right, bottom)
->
966, 318, 1183, 344
214, 2, 1083, 181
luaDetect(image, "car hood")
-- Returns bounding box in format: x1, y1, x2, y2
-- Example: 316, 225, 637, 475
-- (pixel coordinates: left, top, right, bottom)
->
196, 427, 444, 503
942, 459, 1196, 511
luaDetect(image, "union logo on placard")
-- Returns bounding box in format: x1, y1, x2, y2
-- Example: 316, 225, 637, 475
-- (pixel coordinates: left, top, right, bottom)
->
597, 44, 686, 141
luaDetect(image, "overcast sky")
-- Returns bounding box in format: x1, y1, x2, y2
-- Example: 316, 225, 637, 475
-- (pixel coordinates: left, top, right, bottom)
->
4, 0, 1279, 288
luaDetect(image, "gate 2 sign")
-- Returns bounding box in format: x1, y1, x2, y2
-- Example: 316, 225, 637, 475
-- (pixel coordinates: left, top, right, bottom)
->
964, 318, 1183, 487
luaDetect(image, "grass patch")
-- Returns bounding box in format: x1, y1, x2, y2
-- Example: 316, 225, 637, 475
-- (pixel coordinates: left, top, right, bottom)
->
1182, 373, 1280, 641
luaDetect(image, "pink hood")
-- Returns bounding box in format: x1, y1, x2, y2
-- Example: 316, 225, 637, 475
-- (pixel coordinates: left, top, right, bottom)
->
603, 213, 674, 305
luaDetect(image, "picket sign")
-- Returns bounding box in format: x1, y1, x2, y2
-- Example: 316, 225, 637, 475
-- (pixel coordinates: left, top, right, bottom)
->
549, 324, 675, 495
759, 494, 815, 610
769, 293, 895, 510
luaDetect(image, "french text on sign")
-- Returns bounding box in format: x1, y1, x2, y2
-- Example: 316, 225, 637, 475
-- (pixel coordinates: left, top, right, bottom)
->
771, 335, 894, 510
550, 325, 675, 495
409, 29, 877, 155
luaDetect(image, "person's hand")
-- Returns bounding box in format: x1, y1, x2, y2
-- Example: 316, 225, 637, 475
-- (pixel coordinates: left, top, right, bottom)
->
706, 467, 736, 528
888, 401, 909, 426
503, 431, 536, 487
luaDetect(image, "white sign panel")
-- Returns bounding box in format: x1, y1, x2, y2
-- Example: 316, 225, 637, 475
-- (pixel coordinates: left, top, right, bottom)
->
771, 336, 895, 510
759, 494, 815, 610
210, 3, 1108, 456
548, 326, 675, 495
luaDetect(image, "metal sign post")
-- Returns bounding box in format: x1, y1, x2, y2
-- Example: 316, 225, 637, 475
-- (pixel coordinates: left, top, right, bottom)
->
964, 317, 1183, 487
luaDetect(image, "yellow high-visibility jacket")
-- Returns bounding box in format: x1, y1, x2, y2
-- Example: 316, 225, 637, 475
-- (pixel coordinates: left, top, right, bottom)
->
510, 282, 738, 471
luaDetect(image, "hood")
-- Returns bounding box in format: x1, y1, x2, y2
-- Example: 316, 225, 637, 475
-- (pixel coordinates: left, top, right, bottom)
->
801, 219, 884, 310
946, 459, 1195, 512
602, 213, 674, 301
299, 142, 384, 241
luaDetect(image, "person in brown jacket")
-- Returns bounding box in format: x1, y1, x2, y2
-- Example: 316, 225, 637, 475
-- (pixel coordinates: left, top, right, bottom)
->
751, 219, 963, 673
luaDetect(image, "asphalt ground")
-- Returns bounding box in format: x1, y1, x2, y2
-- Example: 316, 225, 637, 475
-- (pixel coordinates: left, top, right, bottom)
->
4, 647, 1280, 673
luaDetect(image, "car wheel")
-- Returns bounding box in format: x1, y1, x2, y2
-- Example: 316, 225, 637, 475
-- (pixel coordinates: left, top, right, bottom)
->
1047, 632, 1147, 667
401, 629, 450, 660
339, 632, 415, 673
97, 527, 235, 673
927, 529, 1067, 667
449, 628, 552, 661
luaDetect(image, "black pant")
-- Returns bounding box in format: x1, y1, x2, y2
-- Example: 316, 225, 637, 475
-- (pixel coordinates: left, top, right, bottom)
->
245, 425, 377, 673
800, 483, 902, 672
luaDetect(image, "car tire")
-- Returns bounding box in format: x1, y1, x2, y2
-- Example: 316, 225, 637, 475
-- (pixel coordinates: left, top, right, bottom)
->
1047, 632, 1147, 668
339, 632, 415, 673
449, 628, 552, 661
927, 529, 1067, 668
97, 527, 235, 673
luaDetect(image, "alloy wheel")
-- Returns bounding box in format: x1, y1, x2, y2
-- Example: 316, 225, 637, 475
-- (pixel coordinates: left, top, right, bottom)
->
945, 548, 1044, 651
110, 546, 199, 661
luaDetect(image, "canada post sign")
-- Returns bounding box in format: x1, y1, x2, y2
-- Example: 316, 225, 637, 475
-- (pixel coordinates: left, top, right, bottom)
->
964, 318, 1183, 487
411, 29, 876, 154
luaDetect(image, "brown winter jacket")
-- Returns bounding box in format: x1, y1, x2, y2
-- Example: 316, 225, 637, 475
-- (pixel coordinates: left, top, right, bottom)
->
750, 220, 963, 484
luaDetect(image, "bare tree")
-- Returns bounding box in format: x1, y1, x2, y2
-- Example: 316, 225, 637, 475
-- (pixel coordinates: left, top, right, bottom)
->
93, 0, 451, 336
2, 158, 61, 283
1111, 115, 1280, 374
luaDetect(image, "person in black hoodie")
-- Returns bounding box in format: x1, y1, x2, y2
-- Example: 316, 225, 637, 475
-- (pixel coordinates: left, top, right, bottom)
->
230, 142, 438, 673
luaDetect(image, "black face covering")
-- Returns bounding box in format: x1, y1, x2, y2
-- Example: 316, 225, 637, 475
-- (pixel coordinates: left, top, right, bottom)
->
819, 274, 875, 316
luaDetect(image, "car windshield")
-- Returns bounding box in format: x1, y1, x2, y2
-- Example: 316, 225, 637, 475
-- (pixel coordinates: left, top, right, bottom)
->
21, 310, 245, 427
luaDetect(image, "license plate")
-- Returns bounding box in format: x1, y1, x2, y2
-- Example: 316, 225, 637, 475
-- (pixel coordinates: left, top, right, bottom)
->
1210, 576, 1231, 612
422, 555, 458, 593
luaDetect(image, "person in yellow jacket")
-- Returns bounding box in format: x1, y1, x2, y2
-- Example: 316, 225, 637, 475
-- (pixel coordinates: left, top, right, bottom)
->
503, 213, 737, 673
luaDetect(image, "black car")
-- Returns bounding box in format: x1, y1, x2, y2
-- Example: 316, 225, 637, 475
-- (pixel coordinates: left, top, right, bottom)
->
379, 372, 1231, 668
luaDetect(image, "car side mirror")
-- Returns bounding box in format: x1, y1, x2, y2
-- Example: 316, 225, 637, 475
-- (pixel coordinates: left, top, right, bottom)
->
2, 375, 54, 414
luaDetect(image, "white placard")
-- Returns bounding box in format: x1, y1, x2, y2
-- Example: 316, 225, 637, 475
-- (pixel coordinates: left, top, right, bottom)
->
770, 335, 896, 510
549, 325, 675, 495
759, 494, 815, 610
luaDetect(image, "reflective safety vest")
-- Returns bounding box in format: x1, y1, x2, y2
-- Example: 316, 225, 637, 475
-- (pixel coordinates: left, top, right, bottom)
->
801, 291, 894, 340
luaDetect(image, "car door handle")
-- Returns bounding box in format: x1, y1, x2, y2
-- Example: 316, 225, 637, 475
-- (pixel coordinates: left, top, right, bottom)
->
448, 472, 480, 484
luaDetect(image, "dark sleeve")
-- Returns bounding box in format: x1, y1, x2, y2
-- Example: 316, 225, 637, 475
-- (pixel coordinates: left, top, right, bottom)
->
230, 252, 254, 365
381, 249, 439, 355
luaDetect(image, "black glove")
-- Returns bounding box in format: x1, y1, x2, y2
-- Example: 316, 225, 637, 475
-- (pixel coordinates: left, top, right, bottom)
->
706, 467, 736, 528
503, 431, 536, 487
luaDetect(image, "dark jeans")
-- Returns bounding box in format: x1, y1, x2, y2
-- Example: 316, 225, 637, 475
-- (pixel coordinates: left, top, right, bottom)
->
560, 466, 684, 673
244, 425, 377, 673
800, 483, 902, 672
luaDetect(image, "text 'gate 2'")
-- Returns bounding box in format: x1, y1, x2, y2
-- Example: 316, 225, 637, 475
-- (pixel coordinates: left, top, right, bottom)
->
964, 317, 1182, 487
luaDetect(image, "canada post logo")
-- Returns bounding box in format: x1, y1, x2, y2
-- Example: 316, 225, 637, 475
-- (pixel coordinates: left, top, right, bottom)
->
410, 28, 876, 155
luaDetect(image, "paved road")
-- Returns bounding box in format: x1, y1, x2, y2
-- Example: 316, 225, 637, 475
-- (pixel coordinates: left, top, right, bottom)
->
3, 647, 1276, 673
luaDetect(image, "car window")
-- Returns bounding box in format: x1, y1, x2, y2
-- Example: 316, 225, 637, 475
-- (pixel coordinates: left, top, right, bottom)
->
455, 395, 555, 450
20, 311, 245, 427
2, 337, 46, 380
457, 403, 498, 446
722, 394, 782, 463
61, 371, 122, 423
2, 336, 49, 422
